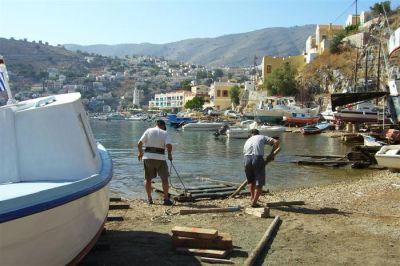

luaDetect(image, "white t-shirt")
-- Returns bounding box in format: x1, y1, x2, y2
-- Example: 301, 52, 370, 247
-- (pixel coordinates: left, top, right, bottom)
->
139, 127, 172, 160
243, 135, 274, 156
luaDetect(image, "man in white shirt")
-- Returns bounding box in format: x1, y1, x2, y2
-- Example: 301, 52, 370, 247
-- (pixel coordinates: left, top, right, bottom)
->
243, 129, 280, 207
138, 120, 173, 205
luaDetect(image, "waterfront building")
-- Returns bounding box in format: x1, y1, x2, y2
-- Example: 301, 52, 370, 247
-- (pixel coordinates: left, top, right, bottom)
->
261, 55, 306, 81
209, 81, 239, 110
148, 90, 190, 110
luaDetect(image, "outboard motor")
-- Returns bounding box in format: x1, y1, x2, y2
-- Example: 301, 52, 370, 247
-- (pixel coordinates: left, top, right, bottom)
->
214, 124, 230, 137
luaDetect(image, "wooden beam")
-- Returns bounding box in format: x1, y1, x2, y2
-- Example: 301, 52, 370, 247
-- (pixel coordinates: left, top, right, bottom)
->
187, 187, 237, 194
176, 248, 227, 259
172, 226, 218, 239
179, 206, 240, 215
266, 201, 305, 207
244, 216, 281, 266
107, 216, 124, 222
172, 233, 233, 250
109, 197, 122, 202
200, 257, 234, 264
228, 180, 247, 198
201, 178, 242, 187
109, 204, 130, 210
245, 207, 269, 218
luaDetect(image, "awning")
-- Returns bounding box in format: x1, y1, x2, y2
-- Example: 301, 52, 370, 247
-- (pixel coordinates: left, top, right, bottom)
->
331, 92, 388, 111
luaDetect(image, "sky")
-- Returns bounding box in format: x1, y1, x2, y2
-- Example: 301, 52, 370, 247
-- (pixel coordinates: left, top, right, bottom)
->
1, 0, 399, 45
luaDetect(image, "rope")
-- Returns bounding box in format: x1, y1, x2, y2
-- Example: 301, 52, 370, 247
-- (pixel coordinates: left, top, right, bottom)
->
169, 160, 188, 193
150, 206, 180, 224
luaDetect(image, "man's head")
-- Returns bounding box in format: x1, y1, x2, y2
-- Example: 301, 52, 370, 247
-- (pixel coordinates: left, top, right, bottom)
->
156, 120, 167, 130
250, 129, 260, 135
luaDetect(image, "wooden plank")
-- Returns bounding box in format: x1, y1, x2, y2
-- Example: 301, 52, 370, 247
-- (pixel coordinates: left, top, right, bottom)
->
179, 206, 240, 215
245, 208, 269, 218
266, 201, 305, 207
176, 248, 227, 259
109, 204, 130, 210
293, 154, 345, 158
244, 216, 281, 266
172, 233, 233, 250
296, 160, 349, 166
172, 226, 218, 239
107, 216, 124, 222
200, 257, 234, 264
109, 197, 122, 202
190, 191, 250, 199
186, 185, 228, 190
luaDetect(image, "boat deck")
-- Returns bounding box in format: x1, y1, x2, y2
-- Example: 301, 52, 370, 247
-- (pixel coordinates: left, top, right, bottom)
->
0, 181, 72, 201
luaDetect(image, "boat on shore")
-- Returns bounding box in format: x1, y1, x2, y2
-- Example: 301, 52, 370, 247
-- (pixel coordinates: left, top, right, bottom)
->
300, 122, 331, 135
0, 58, 112, 265
284, 112, 320, 126
375, 145, 400, 170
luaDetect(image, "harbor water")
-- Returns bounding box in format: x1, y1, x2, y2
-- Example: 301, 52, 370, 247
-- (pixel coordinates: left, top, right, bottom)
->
91, 120, 370, 199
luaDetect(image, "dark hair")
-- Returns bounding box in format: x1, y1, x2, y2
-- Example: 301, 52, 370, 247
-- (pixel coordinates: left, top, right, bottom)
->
250, 129, 260, 135
156, 120, 166, 127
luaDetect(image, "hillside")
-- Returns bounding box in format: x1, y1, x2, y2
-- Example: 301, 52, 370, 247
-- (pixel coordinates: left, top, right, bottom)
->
64, 25, 315, 66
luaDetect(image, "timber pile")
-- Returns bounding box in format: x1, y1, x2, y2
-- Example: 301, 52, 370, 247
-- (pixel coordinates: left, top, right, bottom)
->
171, 226, 233, 263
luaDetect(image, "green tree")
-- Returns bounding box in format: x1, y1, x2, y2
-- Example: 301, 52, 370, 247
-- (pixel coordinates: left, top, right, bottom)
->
370, 1, 391, 16
184, 96, 205, 109
229, 85, 241, 107
181, 79, 192, 90
213, 69, 224, 79
196, 70, 208, 80
330, 31, 347, 54
263, 63, 298, 96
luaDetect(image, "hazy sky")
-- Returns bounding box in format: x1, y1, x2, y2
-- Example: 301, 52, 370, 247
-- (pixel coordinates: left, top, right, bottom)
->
1, 0, 399, 45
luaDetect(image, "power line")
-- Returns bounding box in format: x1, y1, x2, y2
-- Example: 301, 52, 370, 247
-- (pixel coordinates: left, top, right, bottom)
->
331, 0, 357, 24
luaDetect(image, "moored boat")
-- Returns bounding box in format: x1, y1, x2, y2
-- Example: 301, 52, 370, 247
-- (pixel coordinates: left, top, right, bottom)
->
374, 145, 400, 170
0, 58, 112, 266
284, 112, 320, 126
182, 121, 226, 131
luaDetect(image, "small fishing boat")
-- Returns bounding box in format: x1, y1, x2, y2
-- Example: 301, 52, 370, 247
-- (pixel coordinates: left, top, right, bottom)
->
300, 122, 331, 135
374, 145, 400, 170
0, 58, 112, 265
226, 121, 285, 139
167, 113, 194, 126
284, 112, 320, 126
182, 121, 226, 131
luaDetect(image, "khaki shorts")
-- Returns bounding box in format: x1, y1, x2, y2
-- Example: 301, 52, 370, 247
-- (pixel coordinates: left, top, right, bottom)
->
143, 159, 169, 180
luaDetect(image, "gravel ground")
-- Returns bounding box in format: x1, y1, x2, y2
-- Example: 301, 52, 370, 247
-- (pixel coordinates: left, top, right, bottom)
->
81, 169, 400, 266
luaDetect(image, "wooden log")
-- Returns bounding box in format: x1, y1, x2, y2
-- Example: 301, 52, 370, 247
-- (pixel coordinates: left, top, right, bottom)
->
152, 183, 184, 196
186, 185, 228, 190
245, 207, 269, 218
179, 206, 240, 215
176, 248, 227, 259
172, 233, 233, 250
244, 216, 281, 266
297, 160, 349, 166
172, 226, 218, 239
190, 191, 250, 199
293, 154, 345, 158
266, 201, 305, 207
228, 180, 248, 198
109, 204, 130, 210
201, 178, 242, 187
187, 187, 237, 194
200, 257, 234, 264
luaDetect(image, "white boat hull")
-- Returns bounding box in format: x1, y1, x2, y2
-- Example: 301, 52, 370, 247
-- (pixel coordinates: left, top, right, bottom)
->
227, 126, 285, 138
375, 145, 400, 169
0, 186, 109, 266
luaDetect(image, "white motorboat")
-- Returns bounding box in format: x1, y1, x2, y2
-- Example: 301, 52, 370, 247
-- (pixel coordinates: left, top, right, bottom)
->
0, 58, 112, 266
226, 121, 285, 139
182, 121, 226, 131
374, 145, 400, 170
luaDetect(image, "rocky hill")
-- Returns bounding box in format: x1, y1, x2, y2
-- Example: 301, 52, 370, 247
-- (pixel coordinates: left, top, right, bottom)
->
64, 25, 315, 67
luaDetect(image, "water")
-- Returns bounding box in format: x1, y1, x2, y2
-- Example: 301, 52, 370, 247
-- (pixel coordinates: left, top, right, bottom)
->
90, 120, 369, 199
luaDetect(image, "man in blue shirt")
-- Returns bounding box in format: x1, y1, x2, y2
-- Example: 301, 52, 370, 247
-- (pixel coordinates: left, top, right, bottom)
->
243, 129, 280, 207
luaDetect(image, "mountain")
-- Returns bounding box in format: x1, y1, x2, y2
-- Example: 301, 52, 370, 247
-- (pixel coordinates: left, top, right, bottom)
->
64, 25, 315, 66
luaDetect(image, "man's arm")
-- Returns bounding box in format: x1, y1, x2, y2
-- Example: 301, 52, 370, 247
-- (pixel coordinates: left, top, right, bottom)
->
137, 140, 144, 161
266, 138, 280, 162
166, 143, 172, 161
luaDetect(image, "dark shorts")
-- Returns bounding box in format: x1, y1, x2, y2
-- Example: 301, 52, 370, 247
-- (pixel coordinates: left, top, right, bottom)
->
143, 159, 169, 180
244, 155, 265, 186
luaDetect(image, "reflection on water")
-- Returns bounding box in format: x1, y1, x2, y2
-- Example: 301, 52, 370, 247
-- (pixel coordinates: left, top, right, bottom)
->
91, 120, 371, 199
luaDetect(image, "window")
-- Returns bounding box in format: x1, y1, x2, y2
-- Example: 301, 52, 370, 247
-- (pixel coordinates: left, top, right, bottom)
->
222, 90, 228, 97
217, 90, 221, 97
266, 65, 272, 73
